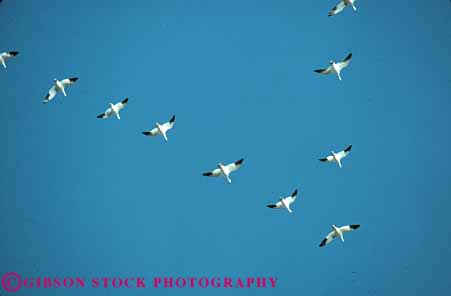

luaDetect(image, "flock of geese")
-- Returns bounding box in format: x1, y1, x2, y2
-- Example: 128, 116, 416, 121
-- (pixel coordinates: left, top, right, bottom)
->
1, 0, 362, 248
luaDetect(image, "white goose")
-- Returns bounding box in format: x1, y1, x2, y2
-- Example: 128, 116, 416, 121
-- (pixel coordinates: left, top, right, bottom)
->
314, 53, 352, 81
142, 115, 175, 142
319, 145, 352, 168
0, 51, 19, 68
266, 189, 298, 214
328, 0, 357, 17
97, 98, 129, 120
319, 224, 360, 247
202, 158, 244, 184
43, 77, 79, 103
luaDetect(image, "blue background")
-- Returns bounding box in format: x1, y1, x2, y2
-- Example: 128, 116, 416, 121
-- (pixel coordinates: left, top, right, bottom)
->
1, 0, 451, 295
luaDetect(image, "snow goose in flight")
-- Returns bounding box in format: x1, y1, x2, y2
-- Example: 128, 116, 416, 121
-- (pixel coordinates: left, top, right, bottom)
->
142, 115, 175, 142
43, 77, 79, 103
328, 0, 357, 17
0, 51, 19, 68
319, 145, 352, 168
319, 224, 360, 247
97, 98, 129, 120
266, 189, 298, 214
202, 158, 244, 184
314, 53, 352, 81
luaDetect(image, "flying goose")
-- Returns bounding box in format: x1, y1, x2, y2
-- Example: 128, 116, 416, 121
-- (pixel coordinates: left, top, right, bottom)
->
202, 158, 244, 184
142, 115, 175, 142
314, 53, 352, 81
43, 77, 79, 103
97, 98, 129, 120
328, 0, 357, 17
0, 51, 19, 68
319, 145, 352, 168
319, 224, 360, 247
266, 189, 298, 214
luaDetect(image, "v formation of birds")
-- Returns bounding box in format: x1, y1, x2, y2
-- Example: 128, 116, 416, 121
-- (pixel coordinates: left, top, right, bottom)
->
2, 1, 363, 248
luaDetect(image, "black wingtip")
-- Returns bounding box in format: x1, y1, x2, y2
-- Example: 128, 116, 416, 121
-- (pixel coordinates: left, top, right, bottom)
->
96, 114, 104, 118
319, 158, 328, 162
9, 51, 19, 56
202, 172, 213, 177
319, 239, 327, 247
69, 77, 79, 82
235, 158, 244, 165
169, 115, 175, 123
291, 189, 298, 196
142, 131, 151, 136
267, 205, 277, 209
344, 145, 352, 152
314, 69, 323, 73
122, 98, 129, 104
344, 53, 352, 61
350, 224, 360, 230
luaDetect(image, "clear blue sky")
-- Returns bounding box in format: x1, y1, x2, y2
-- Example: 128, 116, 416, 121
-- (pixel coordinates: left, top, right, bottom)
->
1, 0, 451, 295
